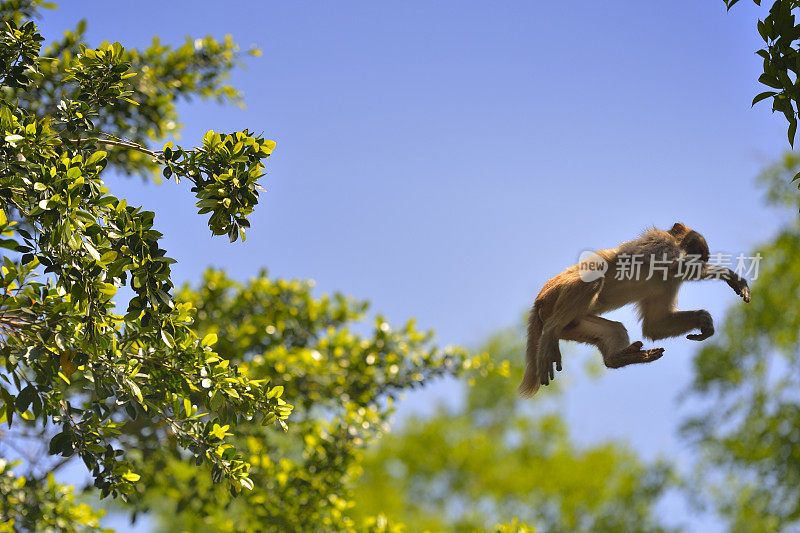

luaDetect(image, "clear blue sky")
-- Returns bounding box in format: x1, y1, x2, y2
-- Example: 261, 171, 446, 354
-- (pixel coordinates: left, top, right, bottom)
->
40, 1, 788, 530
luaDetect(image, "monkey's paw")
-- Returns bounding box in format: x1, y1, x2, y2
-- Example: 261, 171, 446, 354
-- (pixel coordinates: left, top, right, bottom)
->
739, 285, 751, 303
727, 276, 751, 303
687, 310, 714, 341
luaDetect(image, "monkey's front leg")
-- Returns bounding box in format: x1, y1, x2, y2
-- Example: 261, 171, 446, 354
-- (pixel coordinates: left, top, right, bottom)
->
642, 310, 714, 342
700, 265, 751, 303
686, 310, 714, 341
723, 270, 750, 303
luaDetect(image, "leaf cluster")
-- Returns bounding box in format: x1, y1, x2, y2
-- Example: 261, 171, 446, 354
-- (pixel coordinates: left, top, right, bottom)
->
725, 0, 800, 179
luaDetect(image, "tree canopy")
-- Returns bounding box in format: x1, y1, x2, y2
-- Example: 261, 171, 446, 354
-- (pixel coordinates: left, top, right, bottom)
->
140, 269, 494, 531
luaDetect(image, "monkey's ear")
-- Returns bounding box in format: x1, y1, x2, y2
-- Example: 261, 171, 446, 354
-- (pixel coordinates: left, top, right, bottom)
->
681, 231, 710, 263
669, 222, 688, 236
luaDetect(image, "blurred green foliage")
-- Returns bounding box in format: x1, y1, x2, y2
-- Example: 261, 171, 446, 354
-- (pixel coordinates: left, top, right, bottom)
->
351, 325, 677, 533
683, 152, 800, 532
0, 458, 106, 532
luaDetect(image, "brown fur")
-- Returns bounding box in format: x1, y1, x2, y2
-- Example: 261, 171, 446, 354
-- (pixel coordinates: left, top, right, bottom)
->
518, 223, 750, 398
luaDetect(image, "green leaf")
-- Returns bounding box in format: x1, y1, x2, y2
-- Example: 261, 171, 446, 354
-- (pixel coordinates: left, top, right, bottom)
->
752, 91, 777, 106
202, 333, 218, 347
160, 329, 174, 348
98, 283, 117, 298
85, 150, 107, 167
121, 470, 140, 482
0, 238, 18, 251
758, 73, 782, 89
48, 431, 74, 455
210, 423, 231, 440
129, 381, 143, 403
84, 240, 101, 261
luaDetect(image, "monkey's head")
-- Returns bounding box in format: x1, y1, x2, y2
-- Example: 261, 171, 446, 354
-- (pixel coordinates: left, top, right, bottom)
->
669, 222, 709, 263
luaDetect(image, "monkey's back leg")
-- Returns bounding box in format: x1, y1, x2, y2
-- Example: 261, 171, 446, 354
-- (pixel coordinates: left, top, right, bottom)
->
537, 277, 603, 386
560, 315, 664, 369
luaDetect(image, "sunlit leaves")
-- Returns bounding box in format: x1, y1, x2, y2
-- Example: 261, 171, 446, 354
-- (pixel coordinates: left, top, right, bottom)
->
162, 130, 275, 241
0, 0, 283, 527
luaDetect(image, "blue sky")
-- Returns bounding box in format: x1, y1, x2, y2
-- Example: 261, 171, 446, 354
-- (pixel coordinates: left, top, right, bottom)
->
39, 1, 789, 530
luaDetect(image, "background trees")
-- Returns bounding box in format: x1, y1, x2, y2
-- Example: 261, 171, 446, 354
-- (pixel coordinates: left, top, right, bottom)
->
683, 154, 800, 532
350, 327, 675, 533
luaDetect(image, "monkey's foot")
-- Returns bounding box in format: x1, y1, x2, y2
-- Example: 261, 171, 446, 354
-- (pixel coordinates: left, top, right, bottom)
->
539, 350, 565, 387
605, 346, 664, 369
540, 355, 562, 386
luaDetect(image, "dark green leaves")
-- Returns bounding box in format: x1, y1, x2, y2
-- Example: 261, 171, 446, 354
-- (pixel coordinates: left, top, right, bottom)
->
752, 90, 778, 105
729, 1, 800, 152
48, 430, 74, 456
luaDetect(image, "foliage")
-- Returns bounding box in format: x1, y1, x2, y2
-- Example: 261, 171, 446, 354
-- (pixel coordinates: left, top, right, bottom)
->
725, 1, 800, 162
350, 325, 677, 533
0, 0, 288, 527
141, 269, 494, 532
682, 152, 800, 532
0, 458, 107, 532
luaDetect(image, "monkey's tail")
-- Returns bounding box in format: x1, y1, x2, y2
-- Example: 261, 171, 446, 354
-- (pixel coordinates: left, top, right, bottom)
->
518, 302, 544, 398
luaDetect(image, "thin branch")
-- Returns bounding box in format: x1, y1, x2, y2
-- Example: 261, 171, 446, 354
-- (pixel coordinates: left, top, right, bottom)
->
67, 138, 161, 159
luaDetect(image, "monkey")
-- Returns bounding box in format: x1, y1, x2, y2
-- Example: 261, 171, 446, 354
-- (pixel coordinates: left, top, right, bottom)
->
518, 223, 751, 398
